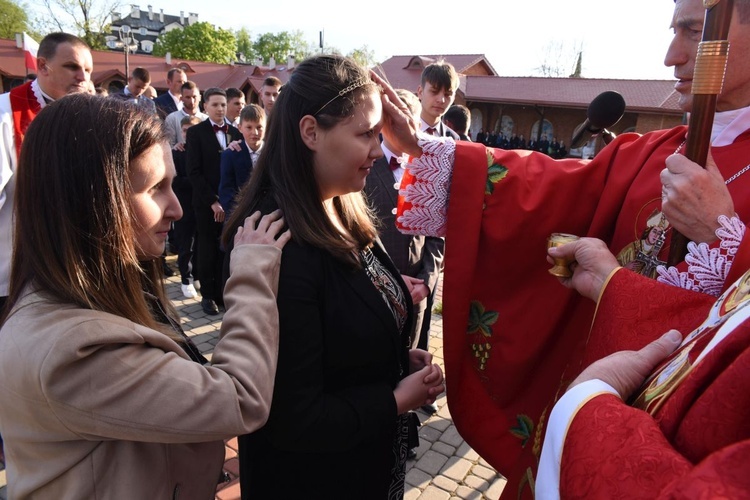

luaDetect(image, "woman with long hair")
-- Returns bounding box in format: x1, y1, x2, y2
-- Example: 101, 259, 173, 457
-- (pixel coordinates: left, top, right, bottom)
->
0, 94, 289, 498
223, 55, 444, 499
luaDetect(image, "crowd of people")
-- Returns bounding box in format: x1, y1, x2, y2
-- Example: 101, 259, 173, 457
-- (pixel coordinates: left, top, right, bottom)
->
1, 0, 749, 496
476, 130, 569, 158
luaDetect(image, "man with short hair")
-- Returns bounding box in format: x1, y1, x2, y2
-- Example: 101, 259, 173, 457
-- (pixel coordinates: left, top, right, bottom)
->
0, 32, 92, 310
224, 87, 245, 127
443, 104, 471, 141
417, 61, 460, 140
111, 67, 156, 114
186, 88, 242, 316
164, 81, 207, 149
154, 68, 187, 119
259, 76, 281, 115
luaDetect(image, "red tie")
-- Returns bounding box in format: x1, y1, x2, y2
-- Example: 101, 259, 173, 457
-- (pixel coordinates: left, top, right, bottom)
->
426, 127, 437, 136
213, 123, 228, 133
389, 156, 401, 171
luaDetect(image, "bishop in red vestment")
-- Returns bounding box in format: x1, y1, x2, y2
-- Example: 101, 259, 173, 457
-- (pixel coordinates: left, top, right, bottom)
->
396, 126, 750, 496
388, 0, 750, 492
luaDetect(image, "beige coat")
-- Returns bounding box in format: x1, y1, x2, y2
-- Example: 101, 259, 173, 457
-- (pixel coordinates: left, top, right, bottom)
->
0, 245, 280, 499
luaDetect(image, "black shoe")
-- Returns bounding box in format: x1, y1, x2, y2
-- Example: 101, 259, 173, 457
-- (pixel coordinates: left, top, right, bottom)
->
162, 261, 174, 277
420, 403, 438, 415
201, 298, 219, 315
407, 448, 417, 460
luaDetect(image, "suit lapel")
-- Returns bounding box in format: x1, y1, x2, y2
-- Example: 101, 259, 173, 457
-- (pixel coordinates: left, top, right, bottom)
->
372, 157, 399, 206
202, 120, 223, 151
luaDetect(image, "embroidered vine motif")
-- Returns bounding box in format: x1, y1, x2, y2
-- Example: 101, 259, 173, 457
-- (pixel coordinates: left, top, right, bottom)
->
485, 148, 509, 195
510, 414, 534, 447
517, 467, 536, 500
657, 215, 746, 296
531, 407, 547, 458
467, 300, 498, 370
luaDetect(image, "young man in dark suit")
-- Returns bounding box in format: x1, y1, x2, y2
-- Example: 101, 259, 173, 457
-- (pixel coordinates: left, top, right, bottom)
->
364, 89, 445, 416
186, 87, 242, 315
219, 104, 265, 219
154, 68, 187, 120
417, 61, 460, 140
110, 67, 156, 115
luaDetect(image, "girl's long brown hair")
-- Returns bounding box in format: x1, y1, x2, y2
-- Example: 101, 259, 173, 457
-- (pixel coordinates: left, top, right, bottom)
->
2, 94, 177, 336
223, 54, 379, 267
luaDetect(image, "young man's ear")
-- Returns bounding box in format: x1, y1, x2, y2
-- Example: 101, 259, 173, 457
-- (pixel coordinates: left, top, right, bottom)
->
299, 115, 318, 150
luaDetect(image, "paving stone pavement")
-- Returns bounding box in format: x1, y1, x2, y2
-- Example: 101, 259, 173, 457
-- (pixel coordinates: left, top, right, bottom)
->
0, 262, 506, 499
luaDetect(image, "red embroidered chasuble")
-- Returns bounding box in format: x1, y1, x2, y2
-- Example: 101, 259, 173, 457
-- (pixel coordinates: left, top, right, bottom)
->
406, 128, 750, 498
559, 270, 750, 498
9, 82, 42, 160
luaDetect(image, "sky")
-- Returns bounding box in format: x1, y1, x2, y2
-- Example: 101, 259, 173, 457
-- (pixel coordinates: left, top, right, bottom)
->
32, 0, 678, 80
170, 0, 679, 81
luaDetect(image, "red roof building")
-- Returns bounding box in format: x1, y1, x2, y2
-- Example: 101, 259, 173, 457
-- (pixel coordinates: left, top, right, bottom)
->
375, 54, 684, 155
0, 40, 683, 155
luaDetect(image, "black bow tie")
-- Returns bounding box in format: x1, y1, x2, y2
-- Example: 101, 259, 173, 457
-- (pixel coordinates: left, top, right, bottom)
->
213, 124, 228, 133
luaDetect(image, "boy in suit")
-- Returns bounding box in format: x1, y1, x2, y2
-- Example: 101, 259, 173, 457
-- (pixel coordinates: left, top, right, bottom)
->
364, 89, 444, 416
417, 61, 460, 140
225, 87, 246, 128
111, 67, 156, 114
219, 104, 265, 219
186, 88, 242, 315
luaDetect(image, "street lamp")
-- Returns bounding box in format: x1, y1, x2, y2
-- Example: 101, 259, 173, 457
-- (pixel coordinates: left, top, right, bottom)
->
118, 25, 136, 78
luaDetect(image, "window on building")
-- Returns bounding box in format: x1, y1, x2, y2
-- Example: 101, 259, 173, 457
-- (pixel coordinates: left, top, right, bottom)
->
470, 108, 483, 141
530, 119, 554, 144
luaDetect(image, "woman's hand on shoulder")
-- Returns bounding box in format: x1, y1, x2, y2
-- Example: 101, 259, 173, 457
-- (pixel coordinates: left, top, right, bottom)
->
234, 210, 291, 250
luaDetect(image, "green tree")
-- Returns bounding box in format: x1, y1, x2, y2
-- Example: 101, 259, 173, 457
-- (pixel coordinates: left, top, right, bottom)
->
0, 0, 30, 39
347, 45, 376, 68
234, 27, 255, 62
253, 30, 311, 65
39, 0, 116, 50
153, 22, 237, 64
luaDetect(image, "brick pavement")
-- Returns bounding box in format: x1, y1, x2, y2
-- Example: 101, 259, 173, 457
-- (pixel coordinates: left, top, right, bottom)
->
0, 264, 506, 499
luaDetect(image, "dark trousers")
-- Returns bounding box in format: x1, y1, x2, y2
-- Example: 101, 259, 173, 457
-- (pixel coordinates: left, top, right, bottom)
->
174, 190, 197, 285
416, 286, 438, 351
194, 205, 224, 303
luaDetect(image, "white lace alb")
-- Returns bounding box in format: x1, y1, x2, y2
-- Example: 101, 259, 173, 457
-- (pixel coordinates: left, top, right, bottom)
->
396, 136, 455, 237
656, 215, 746, 296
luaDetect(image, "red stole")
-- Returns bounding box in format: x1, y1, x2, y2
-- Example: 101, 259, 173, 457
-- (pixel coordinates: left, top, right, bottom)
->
9, 82, 42, 161
561, 297, 750, 498
421, 128, 750, 498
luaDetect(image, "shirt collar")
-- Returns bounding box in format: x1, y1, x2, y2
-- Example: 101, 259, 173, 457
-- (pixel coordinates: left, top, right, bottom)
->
380, 142, 401, 165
